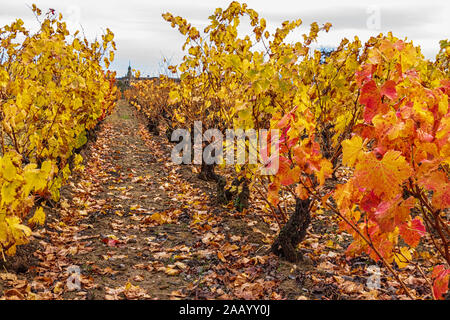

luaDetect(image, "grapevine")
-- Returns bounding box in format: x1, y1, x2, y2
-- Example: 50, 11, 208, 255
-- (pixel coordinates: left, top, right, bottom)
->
0, 6, 117, 256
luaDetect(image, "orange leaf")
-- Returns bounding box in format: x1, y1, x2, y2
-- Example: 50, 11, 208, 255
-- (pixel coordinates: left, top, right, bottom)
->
217, 251, 227, 263
399, 216, 426, 247
354, 150, 412, 199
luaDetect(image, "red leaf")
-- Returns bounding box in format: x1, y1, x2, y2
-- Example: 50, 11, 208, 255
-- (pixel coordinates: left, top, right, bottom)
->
360, 191, 381, 212
432, 265, 450, 299
102, 238, 121, 247
380, 80, 398, 100
359, 80, 381, 122
411, 217, 426, 236
373, 201, 395, 232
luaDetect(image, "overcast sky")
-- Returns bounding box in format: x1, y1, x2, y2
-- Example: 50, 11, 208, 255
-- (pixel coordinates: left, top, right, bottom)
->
1, 0, 449, 77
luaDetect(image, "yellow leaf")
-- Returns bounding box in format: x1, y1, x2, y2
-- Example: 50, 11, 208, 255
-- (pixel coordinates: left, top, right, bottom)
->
315, 159, 333, 186
342, 135, 364, 167
24, 164, 47, 195
1, 181, 18, 205
40, 160, 54, 177
150, 212, 164, 224
165, 267, 181, 276
6, 245, 16, 256
438, 95, 448, 115
6, 216, 31, 244
28, 207, 45, 227
1, 154, 17, 181
394, 247, 412, 269
0, 219, 8, 244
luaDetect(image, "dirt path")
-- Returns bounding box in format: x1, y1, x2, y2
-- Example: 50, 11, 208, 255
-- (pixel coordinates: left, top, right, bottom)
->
57, 99, 196, 299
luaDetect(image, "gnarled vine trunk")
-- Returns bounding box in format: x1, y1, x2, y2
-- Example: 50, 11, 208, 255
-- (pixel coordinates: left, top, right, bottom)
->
165, 125, 175, 142
147, 119, 160, 135
234, 178, 249, 212
271, 197, 311, 262
217, 176, 250, 212
198, 162, 218, 181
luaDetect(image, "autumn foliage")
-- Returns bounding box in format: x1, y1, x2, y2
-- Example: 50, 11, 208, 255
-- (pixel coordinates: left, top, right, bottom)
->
126, 2, 449, 299
336, 36, 450, 298
0, 7, 117, 256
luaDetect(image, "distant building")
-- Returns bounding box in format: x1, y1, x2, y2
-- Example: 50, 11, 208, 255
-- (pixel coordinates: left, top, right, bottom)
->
125, 63, 132, 84
116, 62, 136, 91
115, 61, 178, 92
